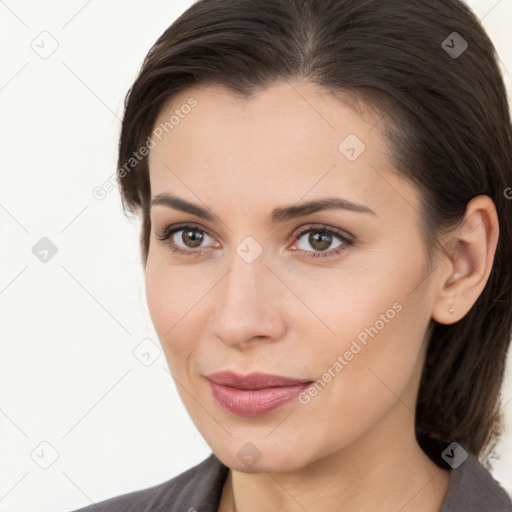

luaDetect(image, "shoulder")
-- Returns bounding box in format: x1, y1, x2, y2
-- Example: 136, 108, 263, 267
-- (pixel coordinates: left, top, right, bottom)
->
68, 453, 229, 512
440, 453, 512, 512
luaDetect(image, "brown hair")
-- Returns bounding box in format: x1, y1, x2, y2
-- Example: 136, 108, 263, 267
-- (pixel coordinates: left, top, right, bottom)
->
116, 0, 512, 467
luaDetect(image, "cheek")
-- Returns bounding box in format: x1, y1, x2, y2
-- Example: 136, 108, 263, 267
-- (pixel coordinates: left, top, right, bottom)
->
290, 293, 430, 459
145, 256, 198, 355
287, 241, 431, 414
144, 251, 221, 383
145, 258, 173, 340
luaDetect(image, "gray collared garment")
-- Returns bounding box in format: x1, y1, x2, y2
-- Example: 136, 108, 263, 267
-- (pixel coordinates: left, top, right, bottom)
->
69, 452, 512, 512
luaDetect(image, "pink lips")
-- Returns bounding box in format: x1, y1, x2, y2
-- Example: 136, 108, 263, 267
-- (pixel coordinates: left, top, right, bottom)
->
206, 371, 313, 417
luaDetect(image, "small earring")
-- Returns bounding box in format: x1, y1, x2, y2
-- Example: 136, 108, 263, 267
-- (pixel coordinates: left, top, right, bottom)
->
449, 306, 454, 314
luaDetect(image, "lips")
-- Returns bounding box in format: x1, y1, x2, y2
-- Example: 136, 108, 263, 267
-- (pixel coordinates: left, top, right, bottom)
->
205, 371, 313, 390
205, 371, 314, 417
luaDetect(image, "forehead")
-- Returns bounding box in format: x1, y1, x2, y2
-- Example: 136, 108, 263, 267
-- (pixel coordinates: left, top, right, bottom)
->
147, 81, 420, 219
150, 81, 378, 153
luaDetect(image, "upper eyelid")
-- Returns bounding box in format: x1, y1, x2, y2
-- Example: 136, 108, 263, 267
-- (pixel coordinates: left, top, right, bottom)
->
294, 224, 353, 239
158, 223, 216, 242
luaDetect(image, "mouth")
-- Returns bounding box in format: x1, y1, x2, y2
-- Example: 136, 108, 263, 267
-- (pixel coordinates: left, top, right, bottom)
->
205, 371, 314, 417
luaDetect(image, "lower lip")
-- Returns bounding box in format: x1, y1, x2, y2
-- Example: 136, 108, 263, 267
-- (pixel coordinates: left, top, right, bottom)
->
208, 380, 312, 417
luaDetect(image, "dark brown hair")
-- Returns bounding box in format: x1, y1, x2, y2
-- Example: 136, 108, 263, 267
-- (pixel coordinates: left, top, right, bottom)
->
116, 0, 512, 467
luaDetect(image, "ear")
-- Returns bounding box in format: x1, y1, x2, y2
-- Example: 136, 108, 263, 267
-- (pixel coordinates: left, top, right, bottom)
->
432, 195, 499, 325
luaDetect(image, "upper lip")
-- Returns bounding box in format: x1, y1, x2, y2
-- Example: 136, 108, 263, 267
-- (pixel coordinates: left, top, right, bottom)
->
205, 371, 313, 390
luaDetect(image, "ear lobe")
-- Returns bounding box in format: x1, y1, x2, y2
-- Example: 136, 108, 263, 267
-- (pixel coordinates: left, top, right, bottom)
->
431, 195, 499, 325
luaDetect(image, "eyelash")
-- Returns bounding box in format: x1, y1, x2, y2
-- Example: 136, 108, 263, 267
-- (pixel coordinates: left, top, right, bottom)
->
156, 223, 354, 260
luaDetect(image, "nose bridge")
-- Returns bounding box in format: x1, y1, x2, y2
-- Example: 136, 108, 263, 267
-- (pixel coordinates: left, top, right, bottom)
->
211, 249, 285, 346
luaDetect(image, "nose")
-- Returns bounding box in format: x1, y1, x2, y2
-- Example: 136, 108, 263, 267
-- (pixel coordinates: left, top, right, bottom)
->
210, 252, 287, 349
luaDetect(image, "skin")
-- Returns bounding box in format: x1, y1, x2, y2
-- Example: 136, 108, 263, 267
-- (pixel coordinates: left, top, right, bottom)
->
145, 80, 499, 512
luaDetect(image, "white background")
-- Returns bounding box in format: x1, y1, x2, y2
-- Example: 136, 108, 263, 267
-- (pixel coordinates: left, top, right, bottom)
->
1, 1, 511, 511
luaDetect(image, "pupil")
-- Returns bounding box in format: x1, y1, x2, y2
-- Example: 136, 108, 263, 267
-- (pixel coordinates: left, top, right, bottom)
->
309, 231, 331, 251
183, 229, 203, 248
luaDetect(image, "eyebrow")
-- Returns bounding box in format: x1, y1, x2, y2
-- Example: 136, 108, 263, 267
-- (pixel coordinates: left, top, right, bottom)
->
150, 193, 377, 223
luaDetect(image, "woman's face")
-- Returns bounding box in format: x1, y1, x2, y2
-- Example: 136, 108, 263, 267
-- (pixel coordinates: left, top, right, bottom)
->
145, 80, 445, 472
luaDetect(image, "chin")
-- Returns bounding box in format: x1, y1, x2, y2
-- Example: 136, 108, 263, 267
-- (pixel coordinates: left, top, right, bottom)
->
211, 439, 314, 474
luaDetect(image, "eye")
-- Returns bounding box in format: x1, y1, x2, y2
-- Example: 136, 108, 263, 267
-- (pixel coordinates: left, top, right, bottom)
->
291, 225, 353, 259
156, 224, 219, 256
156, 223, 353, 259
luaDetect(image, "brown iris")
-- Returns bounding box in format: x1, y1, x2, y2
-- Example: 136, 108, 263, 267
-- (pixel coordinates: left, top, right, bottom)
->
182, 229, 204, 248
308, 231, 332, 251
